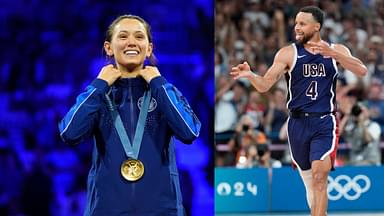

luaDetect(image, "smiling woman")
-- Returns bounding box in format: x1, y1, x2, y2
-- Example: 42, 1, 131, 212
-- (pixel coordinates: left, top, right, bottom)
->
103, 15, 156, 76
99, 15, 158, 84
58, 14, 201, 216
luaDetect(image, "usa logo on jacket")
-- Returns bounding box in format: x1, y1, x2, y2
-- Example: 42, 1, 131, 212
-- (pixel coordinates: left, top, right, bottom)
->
138, 94, 157, 112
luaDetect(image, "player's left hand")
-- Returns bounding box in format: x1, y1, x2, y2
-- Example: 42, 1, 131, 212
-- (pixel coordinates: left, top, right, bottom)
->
139, 66, 161, 83
230, 61, 254, 80
307, 40, 335, 57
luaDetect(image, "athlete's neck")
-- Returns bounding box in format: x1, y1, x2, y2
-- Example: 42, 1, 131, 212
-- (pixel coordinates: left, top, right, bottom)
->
121, 71, 140, 78
117, 64, 143, 78
304, 35, 322, 46
304, 35, 323, 54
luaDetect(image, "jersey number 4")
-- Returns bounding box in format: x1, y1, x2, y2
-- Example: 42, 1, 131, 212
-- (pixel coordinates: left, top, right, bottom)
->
306, 81, 318, 100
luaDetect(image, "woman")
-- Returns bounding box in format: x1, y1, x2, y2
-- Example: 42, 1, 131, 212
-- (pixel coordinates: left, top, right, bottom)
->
59, 15, 201, 216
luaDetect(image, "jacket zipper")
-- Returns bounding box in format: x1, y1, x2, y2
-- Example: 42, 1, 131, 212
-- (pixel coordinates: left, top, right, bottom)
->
129, 80, 135, 144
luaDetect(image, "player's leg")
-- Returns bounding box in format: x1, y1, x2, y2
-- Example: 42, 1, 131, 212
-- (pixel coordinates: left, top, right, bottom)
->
287, 117, 313, 208
299, 168, 313, 209
310, 113, 339, 216
311, 156, 331, 216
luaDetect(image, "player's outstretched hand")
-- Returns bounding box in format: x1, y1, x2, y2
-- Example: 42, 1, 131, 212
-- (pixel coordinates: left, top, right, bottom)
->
307, 40, 334, 57
230, 61, 254, 80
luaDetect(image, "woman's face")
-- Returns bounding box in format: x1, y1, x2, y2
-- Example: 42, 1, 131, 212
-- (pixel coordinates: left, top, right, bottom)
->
105, 18, 153, 71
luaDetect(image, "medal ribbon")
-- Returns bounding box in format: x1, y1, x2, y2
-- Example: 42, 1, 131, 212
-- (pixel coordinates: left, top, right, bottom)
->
105, 90, 151, 159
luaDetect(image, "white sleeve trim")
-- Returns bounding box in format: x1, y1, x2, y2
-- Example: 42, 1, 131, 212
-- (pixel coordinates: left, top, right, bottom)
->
162, 86, 199, 137
60, 88, 97, 137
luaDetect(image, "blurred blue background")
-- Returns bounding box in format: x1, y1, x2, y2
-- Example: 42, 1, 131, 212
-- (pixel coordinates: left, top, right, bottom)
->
0, 0, 214, 215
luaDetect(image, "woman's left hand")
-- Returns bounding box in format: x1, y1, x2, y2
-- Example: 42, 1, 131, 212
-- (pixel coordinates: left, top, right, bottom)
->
139, 66, 161, 83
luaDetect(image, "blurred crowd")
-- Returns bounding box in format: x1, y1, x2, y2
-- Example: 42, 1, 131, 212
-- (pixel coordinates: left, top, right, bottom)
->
215, 0, 384, 168
0, 0, 213, 215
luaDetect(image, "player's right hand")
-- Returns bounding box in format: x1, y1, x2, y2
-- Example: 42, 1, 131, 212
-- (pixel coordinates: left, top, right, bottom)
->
97, 64, 122, 86
230, 61, 254, 80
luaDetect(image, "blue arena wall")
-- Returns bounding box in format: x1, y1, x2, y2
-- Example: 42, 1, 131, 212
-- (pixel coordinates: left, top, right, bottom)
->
215, 166, 384, 213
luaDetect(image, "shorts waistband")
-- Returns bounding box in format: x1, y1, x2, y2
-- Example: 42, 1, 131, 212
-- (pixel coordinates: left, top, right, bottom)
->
289, 111, 334, 118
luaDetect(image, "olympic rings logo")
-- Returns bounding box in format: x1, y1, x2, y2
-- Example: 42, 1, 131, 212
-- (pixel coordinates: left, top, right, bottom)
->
327, 174, 371, 201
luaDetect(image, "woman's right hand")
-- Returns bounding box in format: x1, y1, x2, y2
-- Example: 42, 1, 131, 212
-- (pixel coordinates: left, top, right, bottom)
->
97, 64, 122, 86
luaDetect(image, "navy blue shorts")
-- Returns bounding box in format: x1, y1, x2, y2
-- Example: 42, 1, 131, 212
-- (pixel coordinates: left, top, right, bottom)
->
287, 113, 339, 170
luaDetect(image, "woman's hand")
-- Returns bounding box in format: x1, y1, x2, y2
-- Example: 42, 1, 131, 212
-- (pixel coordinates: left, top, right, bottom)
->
139, 66, 161, 83
97, 64, 122, 86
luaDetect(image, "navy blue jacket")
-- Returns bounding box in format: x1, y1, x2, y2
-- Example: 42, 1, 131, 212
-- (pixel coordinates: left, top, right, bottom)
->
59, 76, 201, 216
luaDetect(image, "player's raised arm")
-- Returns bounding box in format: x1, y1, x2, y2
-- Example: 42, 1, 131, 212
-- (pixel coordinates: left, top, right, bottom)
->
307, 41, 367, 77
333, 44, 367, 77
230, 46, 292, 93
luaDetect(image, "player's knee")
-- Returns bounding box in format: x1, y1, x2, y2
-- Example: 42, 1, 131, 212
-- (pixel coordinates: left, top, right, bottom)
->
312, 171, 327, 192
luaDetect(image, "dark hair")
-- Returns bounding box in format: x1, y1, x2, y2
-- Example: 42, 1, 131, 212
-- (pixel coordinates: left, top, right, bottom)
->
105, 14, 157, 65
299, 6, 324, 29
351, 103, 362, 116
257, 144, 269, 157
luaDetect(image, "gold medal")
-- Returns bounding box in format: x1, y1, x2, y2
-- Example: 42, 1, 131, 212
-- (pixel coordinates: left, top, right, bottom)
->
121, 159, 144, 181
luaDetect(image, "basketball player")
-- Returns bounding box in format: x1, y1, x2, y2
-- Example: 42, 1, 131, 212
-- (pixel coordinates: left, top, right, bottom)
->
230, 6, 367, 216
59, 15, 201, 215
